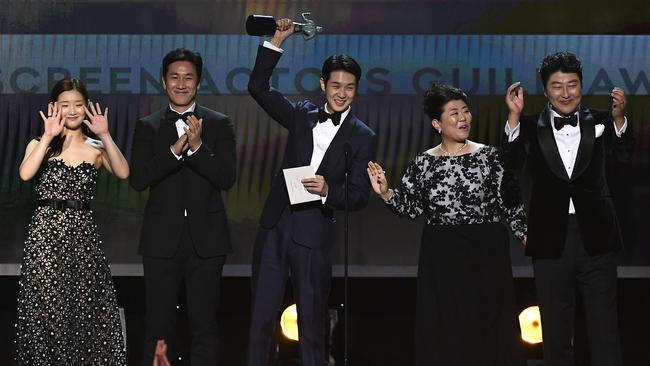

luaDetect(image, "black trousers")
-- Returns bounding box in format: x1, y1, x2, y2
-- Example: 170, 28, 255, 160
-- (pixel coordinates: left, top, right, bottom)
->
247, 209, 331, 366
142, 219, 226, 366
533, 215, 622, 366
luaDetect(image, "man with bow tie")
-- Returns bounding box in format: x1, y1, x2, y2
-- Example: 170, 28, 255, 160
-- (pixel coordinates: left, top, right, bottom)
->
502, 52, 633, 366
130, 48, 236, 365
246, 18, 377, 366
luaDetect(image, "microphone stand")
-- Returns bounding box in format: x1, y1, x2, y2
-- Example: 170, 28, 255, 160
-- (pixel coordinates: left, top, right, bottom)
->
343, 144, 350, 366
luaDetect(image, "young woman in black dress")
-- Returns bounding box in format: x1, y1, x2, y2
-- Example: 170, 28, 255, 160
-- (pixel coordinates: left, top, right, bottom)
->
16, 77, 129, 365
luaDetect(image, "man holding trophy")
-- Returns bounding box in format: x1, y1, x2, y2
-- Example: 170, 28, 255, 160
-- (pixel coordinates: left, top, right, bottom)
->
246, 17, 377, 366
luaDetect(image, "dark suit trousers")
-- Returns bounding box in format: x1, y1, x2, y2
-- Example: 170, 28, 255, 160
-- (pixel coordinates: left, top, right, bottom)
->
142, 219, 226, 366
247, 208, 331, 366
533, 215, 622, 366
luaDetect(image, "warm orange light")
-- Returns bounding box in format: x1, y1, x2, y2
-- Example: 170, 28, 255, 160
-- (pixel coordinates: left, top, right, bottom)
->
519, 306, 543, 344
280, 304, 299, 341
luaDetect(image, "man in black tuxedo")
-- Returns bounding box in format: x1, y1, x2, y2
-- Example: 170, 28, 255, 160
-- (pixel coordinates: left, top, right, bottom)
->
503, 52, 632, 366
246, 18, 377, 366
130, 48, 236, 365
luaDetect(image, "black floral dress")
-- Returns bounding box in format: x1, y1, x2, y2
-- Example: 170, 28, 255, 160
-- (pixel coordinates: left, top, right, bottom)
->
15, 159, 126, 365
385, 146, 526, 366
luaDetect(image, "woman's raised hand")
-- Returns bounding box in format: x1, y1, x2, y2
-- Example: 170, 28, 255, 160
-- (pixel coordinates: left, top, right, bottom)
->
39, 102, 64, 138
84, 101, 109, 136
367, 161, 390, 197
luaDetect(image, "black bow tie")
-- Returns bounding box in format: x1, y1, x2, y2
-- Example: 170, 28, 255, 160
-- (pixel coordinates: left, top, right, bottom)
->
553, 115, 578, 130
318, 108, 342, 126
166, 109, 195, 123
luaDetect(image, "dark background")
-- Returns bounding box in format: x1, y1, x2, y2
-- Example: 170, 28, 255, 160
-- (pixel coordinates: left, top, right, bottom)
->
0, 1, 649, 365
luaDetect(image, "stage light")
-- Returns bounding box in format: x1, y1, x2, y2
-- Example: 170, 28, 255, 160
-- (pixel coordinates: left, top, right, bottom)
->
280, 304, 299, 341
519, 306, 543, 344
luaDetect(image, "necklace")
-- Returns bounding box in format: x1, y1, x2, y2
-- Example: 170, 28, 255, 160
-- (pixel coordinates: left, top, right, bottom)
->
439, 141, 468, 156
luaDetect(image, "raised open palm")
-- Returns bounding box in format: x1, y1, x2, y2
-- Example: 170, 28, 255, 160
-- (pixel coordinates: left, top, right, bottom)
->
367, 161, 389, 196
39, 102, 64, 137
83, 101, 109, 136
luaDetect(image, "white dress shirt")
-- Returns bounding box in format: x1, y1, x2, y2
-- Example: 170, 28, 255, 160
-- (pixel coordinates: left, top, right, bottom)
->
310, 104, 348, 172
169, 102, 200, 160
310, 105, 349, 203
505, 109, 628, 214
168, 102, 197, 216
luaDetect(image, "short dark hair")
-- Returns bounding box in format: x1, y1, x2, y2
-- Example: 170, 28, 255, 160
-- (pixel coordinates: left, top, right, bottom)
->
422, 82, 469, 120
539, 52, 583, 89
321, 54, 362, 84
162, 48, 203, 81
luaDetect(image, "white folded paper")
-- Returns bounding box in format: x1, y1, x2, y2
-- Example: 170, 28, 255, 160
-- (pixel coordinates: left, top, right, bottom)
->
283, 166, 321, 205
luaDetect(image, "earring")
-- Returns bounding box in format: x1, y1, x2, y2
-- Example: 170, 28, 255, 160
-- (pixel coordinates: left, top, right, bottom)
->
436, 128, 441, 134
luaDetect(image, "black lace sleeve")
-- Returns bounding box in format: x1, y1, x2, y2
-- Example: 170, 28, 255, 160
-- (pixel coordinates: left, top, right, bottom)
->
487, 147, 527, 240
384, 155, 425, 219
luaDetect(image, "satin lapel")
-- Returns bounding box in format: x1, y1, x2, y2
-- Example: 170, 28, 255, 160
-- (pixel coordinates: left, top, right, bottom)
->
194, 104, 206, 121
571, 107, 595, 181
316, 114, 355, 176
536, 108, 570, 181
159, 110, 179, 147
297, 109, 320, 167
193, 105, 208, 138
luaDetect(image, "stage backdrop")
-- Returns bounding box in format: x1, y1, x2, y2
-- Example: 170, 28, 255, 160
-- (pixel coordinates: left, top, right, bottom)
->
1, 10, 648, 277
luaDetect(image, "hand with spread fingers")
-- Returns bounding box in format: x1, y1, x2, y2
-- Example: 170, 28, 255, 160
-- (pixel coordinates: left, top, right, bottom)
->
39, 102, 65, 139
367, 161, 391, 200
185, 114, 203, 152
83, 101, 110, 136
301, 175, 329, 196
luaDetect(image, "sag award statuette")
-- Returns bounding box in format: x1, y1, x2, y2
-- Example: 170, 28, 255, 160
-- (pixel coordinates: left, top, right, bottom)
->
246, 12, 324, 40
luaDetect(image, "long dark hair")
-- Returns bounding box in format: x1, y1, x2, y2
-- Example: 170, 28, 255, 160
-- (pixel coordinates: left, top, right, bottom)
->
43, 77, 95, 162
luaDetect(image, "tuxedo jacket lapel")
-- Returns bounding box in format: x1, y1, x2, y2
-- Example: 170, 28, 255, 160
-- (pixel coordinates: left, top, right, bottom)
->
194, 105, 207, 121
316, 114, 355, 176
193, 105, 211, 143
536, 108, 570, 181
295, 109, 319, 167
159, 111, 180, 147
571, 106, 596, 181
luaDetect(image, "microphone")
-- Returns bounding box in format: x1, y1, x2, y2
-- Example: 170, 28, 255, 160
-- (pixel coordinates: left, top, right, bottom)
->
245, 12, 324, 40
343, 141, 352, 155
343, 141, 352, 174
342, 140, 352, 366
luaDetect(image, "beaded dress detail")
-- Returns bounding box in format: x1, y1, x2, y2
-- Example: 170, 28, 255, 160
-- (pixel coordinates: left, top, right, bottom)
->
15, 159, 126, 365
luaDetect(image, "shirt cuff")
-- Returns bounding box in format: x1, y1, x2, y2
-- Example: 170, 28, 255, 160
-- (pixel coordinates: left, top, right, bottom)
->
170, 146, 182, 160
263, 41, 284, 53
382, 189, 395, 204
505, 121, 521, 142
614, 117, 628, 137
187, 142, 202, 156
